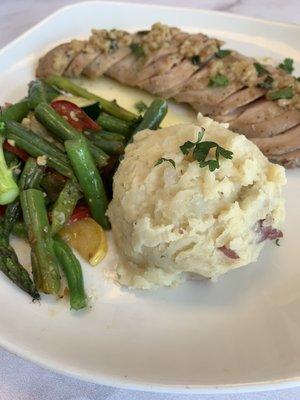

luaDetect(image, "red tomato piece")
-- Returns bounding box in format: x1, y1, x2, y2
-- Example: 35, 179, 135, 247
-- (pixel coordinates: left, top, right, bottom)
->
69, 205, 91, 224
51, 100, 100, 132
3, 140, 29, 162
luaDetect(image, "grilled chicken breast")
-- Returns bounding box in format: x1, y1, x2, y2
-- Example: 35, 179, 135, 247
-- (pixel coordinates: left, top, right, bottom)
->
36, 23, 300, 168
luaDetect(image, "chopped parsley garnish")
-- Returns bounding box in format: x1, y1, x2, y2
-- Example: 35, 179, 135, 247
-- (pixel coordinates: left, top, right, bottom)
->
130, 43, 145, 57
267, 87, 294, 100
278, 58, 294, 74
208, 74, 229, 88
215, 49, 231, 58
180, 129, 205, 155
254, 62, 269, 76
258, 75, 274, 90
154, 158, 176, 168
275, 239, 281, 246
134, 101, 148, 113
191, 55, 201, 66
180, 129, 233, 172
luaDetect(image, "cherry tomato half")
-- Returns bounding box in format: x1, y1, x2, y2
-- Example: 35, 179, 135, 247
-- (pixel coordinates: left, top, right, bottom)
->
51, 100, 100, 132
69, 205, 91, 224
3, 140, 29, 162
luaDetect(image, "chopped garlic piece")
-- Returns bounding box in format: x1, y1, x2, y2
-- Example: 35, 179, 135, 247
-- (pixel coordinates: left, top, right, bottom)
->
36, 155, 47, 166
7, 139, 15, 147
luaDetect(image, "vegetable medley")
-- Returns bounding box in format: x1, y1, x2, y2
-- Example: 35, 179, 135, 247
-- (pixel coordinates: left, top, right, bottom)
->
0, 75, 168, 310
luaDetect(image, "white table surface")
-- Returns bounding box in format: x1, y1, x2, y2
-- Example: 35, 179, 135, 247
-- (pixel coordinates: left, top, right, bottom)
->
1, 1, 300, 399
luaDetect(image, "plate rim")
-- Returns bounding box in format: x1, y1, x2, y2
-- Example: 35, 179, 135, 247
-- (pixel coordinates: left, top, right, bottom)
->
1, 0, 300, 58
1, 1, 300, 393
2, 332, 300, 394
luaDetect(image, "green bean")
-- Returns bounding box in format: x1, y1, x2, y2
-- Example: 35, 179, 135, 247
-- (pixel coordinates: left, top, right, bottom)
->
23, 112, 64, 151
19, 157, 45, 191
4, 149, 19, 168
91, 130, 125, 142
42, 172, 66, 200
87, 136, 124, 155
5, 121, 67, 163
0, 158, 44, 300
34, 102, 79, 142
28, 80, 47, 109
1, 159, 47, 301
11, 221, 27, 239
41, 171, 67, 202
134, 99, 168, 133
0, 223, 39, 300
45, 75, 138, 122
28, 80, 60, 109
3, 149, 20, 185
35, 103, 109, 169
51, 179, 81, 234
20, 188, 61, 294
5, 121, 73, 178
97, 113, 132, 137
30, 249, 42, 295
0, 100, 29, 123
53, 236, 87, 310
3, 201, 21, 239
65, 136, 110, 230
45, 83, 60, 102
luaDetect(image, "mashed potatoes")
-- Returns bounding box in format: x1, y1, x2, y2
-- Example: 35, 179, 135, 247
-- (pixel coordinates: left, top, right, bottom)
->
108, 114, 286, 289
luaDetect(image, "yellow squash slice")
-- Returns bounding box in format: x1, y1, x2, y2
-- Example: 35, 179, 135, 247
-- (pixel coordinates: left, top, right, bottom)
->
59, 217, 107, 266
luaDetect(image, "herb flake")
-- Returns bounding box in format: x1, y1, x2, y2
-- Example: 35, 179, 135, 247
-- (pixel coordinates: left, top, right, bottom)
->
215, 49, 231, 58
179, 130, 204, 155
130, 43, 145, 57
267, 87, 294, 100
254, 62, 269, 77
278, 58, 294, 74
135, 101, 148, 114
180, 129, 233, 172
191, 55, 201, 66
208, 74, 229, 88
258, 75, 274, 90
154, 158, 176, 168
275, 238, 281, 246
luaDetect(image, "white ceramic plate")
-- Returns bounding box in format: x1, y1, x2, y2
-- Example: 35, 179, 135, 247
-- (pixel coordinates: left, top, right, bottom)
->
1, 1, 300, 394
